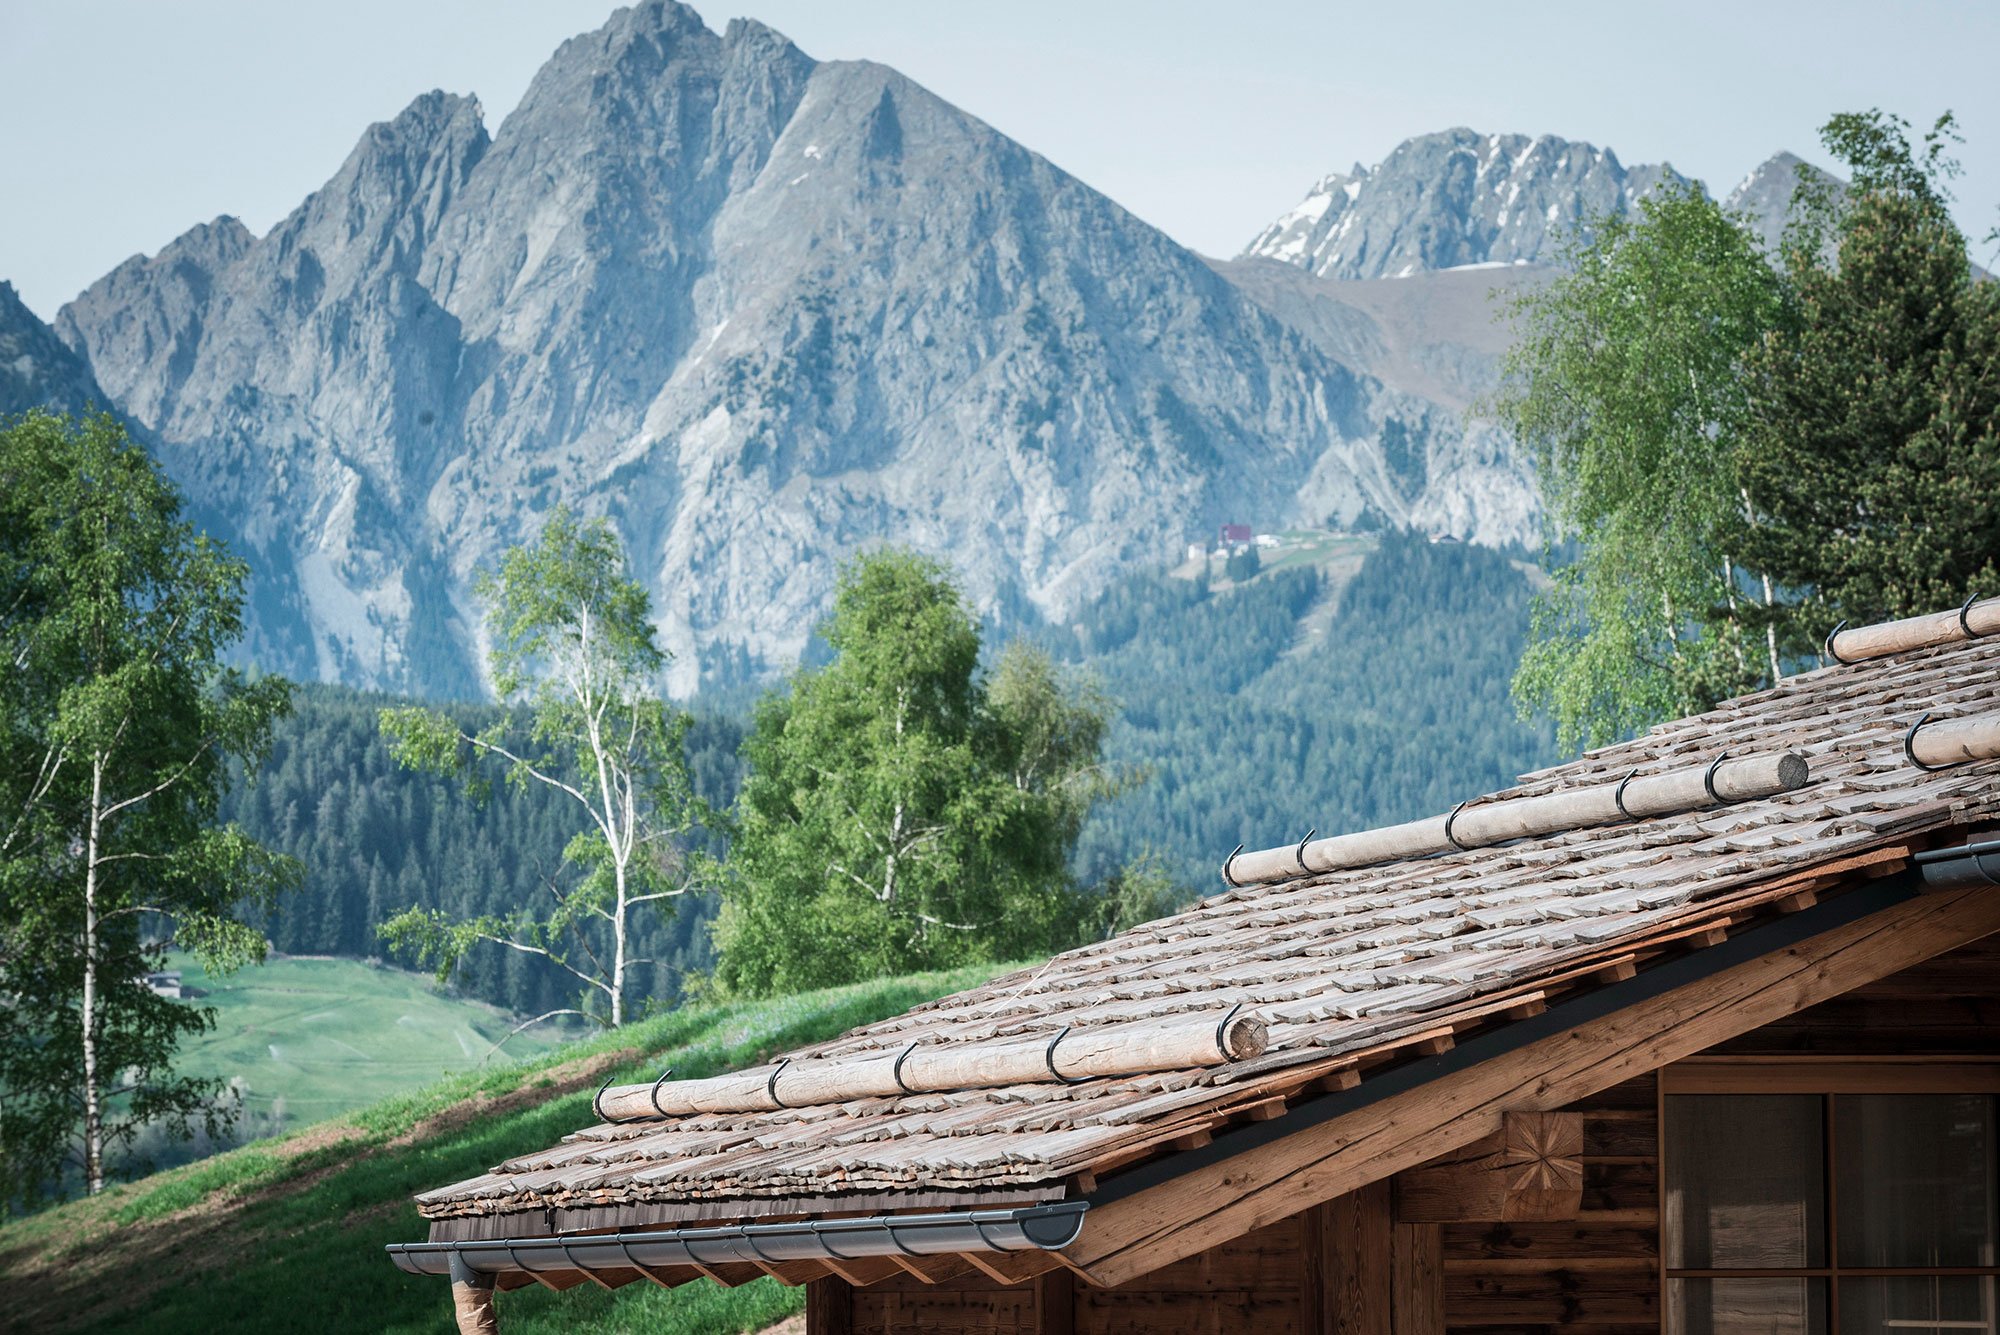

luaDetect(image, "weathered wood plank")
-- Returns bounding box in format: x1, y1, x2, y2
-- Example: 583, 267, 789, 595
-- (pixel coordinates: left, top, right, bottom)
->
1441, 1266, 1657, 1324
1075, 1288, 1302, 1335
1328, 1181, 1393, 1335
808, 1275, 853, 1335
1440, 1221, 1658, 1263
1039, 1266, 1075, 1335
1391, 1223, 1443, 1335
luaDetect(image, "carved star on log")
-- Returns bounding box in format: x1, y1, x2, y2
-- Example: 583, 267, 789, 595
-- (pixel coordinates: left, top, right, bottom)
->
1500, 1111, 1584, 1220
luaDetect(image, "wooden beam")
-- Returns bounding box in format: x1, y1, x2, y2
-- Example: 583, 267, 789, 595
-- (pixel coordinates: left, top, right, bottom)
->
810, 1254, 904, 1288
806, 1275, 852, 1335
1390, 1223, 1443, 1335
881, 1251, 978, 1285
682, 1259, 764, 1287
1302, 1199, 1329, 1335
1037, 1266, 1075, 1335
1326, 1181, 1393, 1335
1061, 882, 2000, 1287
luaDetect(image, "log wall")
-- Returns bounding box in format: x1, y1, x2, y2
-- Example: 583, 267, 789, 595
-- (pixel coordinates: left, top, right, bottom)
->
817, 937, 2000, 1335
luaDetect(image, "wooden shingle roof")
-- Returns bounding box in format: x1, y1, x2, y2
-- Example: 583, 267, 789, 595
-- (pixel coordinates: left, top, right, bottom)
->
416, 630, 2000, 1234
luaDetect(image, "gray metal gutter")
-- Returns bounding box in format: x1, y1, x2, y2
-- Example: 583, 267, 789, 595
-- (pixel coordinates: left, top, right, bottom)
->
386, 1201, 1088, 1278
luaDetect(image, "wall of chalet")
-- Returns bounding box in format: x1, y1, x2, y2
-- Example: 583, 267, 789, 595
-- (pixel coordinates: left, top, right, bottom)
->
815, 937, 2000, 1335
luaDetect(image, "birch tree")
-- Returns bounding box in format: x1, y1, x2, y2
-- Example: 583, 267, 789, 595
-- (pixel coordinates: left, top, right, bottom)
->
378, 507, 709, 1029
1492, 183, 1786, 749
0, 410, 296, 1202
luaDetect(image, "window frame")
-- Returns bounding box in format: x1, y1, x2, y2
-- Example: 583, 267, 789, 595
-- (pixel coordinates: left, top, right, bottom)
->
1659, 1059, 2000, 1335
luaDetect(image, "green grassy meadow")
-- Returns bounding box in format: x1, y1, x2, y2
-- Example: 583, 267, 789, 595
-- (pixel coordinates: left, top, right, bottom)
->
167, 954, 570, 1137
0, 963, 1010, 1334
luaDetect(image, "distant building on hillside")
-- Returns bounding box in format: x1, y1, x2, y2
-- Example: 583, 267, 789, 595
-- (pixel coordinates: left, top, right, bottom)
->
1220, 523, 1252, 547
141, 971, 183, 998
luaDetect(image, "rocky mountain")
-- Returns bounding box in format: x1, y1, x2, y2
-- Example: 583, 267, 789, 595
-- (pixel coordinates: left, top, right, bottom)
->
1242, 128, 1691, 280
54, 2, 1532, 698
1, 281, 110, 419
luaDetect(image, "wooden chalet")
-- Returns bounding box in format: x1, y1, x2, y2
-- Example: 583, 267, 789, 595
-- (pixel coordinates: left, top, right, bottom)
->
395, 600, 2000, 1335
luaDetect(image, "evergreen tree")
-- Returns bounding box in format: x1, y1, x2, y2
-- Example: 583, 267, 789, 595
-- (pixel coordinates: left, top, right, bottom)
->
1740, 111, 2000, 626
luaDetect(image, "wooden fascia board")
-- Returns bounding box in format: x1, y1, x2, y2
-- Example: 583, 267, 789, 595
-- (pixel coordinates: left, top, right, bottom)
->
1060, 879, 2000, 1288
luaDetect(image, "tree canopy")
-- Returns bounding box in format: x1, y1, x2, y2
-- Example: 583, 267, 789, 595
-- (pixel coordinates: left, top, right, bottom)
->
714, 550, 1112, 994
379, 507, 712, 1029
1498, 109, 1998, 749
0, 410, 295, 1202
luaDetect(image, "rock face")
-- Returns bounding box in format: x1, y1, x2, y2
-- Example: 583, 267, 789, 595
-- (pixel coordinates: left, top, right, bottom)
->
1243, 128, 1691, 279
1, 281, 110, 419
58, 2, 1526, 697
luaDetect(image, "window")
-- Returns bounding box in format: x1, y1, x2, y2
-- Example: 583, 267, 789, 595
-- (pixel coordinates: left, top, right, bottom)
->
1665, 1078, 1998, 1335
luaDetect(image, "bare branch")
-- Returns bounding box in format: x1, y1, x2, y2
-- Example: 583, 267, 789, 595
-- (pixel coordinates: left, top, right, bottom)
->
477, 1008, 601, 1062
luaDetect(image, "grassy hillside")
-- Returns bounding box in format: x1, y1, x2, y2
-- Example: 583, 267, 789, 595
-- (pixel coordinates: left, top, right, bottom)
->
0, 964, 1008, 1334
164, 954, 569, 1148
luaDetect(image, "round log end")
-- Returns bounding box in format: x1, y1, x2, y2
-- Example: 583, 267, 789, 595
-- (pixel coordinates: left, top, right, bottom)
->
1220, 1012, 1269, 1061
1775, 751, 1810, 792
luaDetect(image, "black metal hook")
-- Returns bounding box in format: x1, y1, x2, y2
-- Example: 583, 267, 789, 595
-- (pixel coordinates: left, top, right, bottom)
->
1905, 712, 1948, 772
892, 1040, 920, 1095
1220, 844, 1245, 888
593, 1075, 636, 1126
1961, 592, 1987, 640
1213, 1001, 1245, 1061
1614, 768, 1640, 820
1293, 828, 1317, 874
1703, 751, 1730, 805
765, 1057, 792, 1109
1824, 619, 1852, 665
1444, 799, 1473, 852
1044, 1024, 1087, 1084
646, 1065, 675, 1117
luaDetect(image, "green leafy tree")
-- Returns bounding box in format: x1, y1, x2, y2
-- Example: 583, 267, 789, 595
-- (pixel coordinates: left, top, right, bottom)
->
0, 410, 296, 1201
1493, 183, 1787, 749
378, 507, 710, 1029
715, 551, 1112, 994
1740, 111, 2000, 624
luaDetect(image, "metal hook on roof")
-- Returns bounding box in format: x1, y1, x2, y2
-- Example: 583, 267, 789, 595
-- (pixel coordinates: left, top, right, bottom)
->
646, 1066, 675, 1118
1220, 844, 1245, 888
1614, 768, 1640, 820
1824, 619, 1852, 665
765, 1057, 792, 1110
1044, 1024, 1087, 1085
1703, 752, 1730, 805
1293, 828, 1317, 874
892, 1040, 920, 1095
1961, 593, 1987, 640
593, 1076, 635, 1126
1444, 799, 1473, 852
1905, 712, 1948, 772
1212, 1001, 1245, 1062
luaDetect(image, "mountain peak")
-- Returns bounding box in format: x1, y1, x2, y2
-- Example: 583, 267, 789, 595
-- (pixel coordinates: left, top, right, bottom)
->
1243, 128, 1688, 280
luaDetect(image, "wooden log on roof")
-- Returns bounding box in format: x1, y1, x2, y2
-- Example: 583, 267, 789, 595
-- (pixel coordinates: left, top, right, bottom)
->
594, 1009, 1268, 1122
1907, 710, 2000, 769
1828, 597, 2000, 663
1227, 749, 1809, 885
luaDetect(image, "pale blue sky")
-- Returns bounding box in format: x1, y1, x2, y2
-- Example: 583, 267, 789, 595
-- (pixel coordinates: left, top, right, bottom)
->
3, 0, 1996, 319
